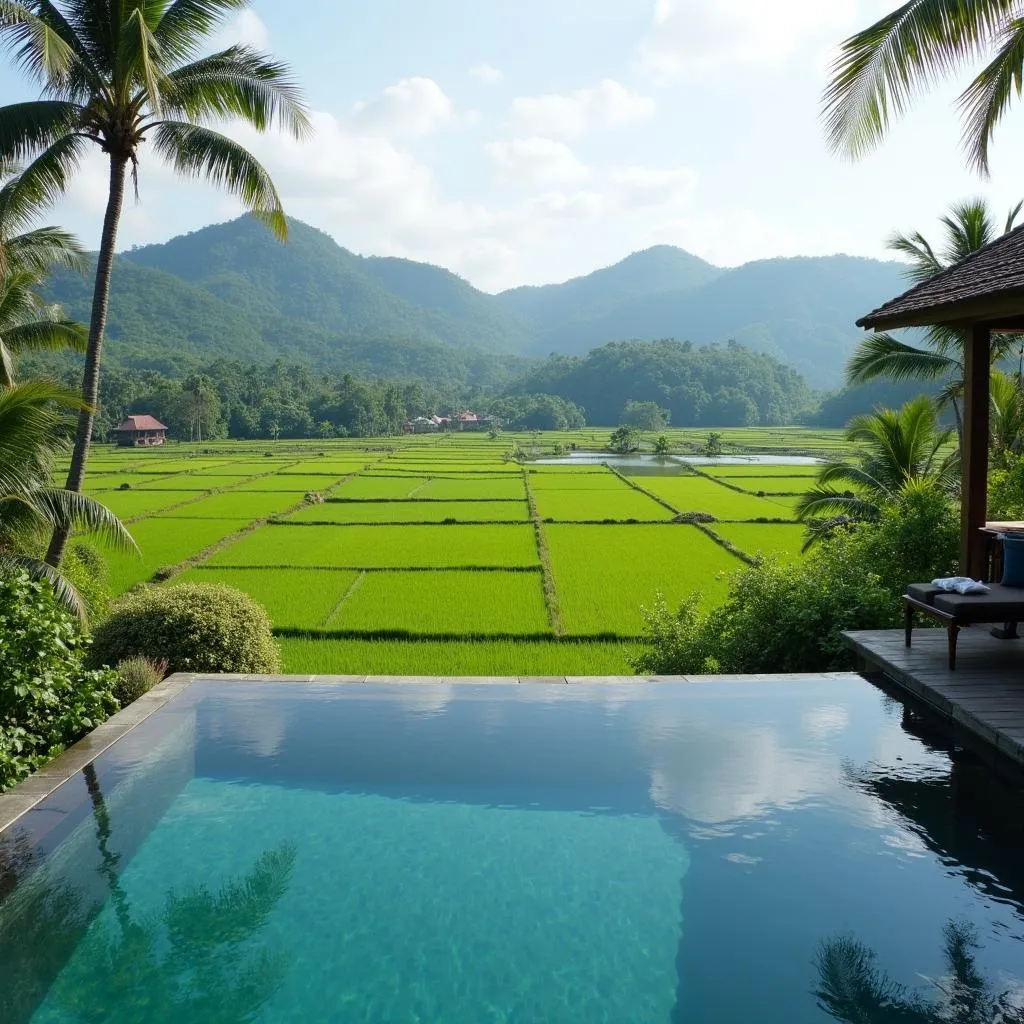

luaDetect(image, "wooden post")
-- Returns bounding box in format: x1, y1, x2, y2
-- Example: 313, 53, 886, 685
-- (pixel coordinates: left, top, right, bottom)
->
961, 323, 990, 579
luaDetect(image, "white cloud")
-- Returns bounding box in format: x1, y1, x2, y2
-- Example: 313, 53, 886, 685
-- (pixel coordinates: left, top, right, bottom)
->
510, 79, 655, 138
351, 77, 453, 138
212, 9, 270, 50
470, 63, 504, 85
639, 0, 860, 75
608, 165, 698, 211
487, 137, 591, 184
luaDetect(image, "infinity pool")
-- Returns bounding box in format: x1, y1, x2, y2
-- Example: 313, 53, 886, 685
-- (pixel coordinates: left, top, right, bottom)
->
1, 678, 1022, 1023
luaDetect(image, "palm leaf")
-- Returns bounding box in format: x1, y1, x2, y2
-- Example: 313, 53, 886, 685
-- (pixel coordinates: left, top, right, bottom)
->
846, 333, 959, 385
822, 0, 1014, 158
887, 229, 944, 282
2, 318, 88, 355
26, 487, 138, 553
162, 45, 311, 137
150, 119, 286, 238
0, 552, 85, 618
0, 101, 85, 166
154, 0, 249, 63
959, 16, 1024, 173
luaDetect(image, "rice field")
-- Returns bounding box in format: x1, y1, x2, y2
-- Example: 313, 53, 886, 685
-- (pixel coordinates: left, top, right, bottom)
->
68, 431, 829, 673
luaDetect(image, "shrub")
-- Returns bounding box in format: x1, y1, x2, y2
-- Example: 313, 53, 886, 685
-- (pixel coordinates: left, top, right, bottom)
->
304, 491, 325, 504
0, 573, 119, 790
89, 582, 280, 674
114, 656, 168, 706
62, 543, 113, 619
988, 456, 1024, 520
632, 487, 959, 675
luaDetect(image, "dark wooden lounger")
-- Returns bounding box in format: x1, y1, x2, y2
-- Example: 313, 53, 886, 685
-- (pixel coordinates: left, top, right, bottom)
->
903, 583, 1022, 670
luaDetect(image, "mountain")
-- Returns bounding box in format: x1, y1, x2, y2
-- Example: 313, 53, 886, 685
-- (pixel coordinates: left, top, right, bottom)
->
498, 250, 906, 387
44, 216, 908, 388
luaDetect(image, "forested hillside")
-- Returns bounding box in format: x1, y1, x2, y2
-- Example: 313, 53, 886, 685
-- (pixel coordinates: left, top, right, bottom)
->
42, 216, 907, 389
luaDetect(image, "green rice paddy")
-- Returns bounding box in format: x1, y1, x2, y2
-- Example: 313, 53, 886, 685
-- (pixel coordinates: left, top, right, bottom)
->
69, 431, 835, 673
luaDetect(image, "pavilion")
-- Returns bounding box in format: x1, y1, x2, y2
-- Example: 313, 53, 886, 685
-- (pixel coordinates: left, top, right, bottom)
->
846, 226, 1024, 767
856, 223, 1024, 579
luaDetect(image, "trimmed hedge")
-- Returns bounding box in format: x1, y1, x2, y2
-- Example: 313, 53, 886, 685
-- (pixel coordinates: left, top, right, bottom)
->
89, 582, 280, 674
0, 573, 119, 791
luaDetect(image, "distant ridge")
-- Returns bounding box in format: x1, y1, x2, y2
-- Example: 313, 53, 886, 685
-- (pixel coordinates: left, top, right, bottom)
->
43, 216, 906, 387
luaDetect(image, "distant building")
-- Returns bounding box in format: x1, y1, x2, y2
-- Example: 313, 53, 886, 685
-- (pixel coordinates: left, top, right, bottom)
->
404, 416, 440, 434
111, 414, 168, 447
453, 411, 496, 432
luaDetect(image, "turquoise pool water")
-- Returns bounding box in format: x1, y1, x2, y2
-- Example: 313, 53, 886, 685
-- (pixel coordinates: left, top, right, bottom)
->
1, 679, 1022, 1022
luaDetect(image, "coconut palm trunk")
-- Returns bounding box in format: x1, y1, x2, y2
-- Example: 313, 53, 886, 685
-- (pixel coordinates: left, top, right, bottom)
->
0, 1, 310, 569
46, 155, 126, 566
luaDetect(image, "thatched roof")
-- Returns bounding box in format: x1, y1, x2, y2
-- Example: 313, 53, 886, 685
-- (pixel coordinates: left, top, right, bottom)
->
858, 224, 1024, 331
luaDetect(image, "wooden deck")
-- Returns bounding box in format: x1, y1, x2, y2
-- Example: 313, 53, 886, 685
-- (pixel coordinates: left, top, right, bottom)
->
844, 628, 1024, 765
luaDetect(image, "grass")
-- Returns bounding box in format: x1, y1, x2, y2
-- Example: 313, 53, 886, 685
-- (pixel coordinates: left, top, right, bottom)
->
640, 477, 796, 520
155, 491, 302, 520
699, 464, 822, 477
327, 570, 552, 635
545, 523, 741, 635
284, 500, 531, 523
91, 489, 198, 518
231, 474, 346, 492
532, 487, 672, 522
206, 523, 541, 569
277, 637, 635, 675
527, 472, 624, 490
134, 474, 252, 491
334, 476, 426, 499
710, 523, 808, 560
416, 477, 526, 500
101, 517, 249, 593
175, 567, 359, 629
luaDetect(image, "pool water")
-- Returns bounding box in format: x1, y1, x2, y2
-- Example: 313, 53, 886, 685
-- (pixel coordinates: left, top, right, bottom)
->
1, 679, 1022, 1023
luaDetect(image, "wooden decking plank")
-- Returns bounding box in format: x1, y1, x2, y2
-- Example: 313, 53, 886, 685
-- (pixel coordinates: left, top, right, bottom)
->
844, 627, 1024, 767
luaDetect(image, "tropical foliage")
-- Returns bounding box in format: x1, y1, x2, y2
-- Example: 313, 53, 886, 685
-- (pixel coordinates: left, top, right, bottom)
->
824, 0, 1024, 174
0, 162, 86, 386
797, 397, 958, 531
0, 379, 134, 613
0, 0, 310, 564
846, 199, 1022, 444
0, 570, 118, 790
633, 486, 959, 675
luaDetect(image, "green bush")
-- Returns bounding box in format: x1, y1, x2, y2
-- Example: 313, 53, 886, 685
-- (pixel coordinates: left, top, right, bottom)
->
988, 456, 1024, 520
114, 656, 168, 706
632, 487, 959, 675
89, 582, 280, 674
62, 543, 113, 619
0, 573, 119, 791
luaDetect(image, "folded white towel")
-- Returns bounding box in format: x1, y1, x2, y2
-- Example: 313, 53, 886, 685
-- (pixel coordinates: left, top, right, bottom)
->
931, 576, 990, 595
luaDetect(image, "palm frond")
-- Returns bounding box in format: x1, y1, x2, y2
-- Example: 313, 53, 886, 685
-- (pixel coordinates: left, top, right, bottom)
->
150, 119, 286, 238
796, 486, 881, 522
846, 333, 959, 385
886, 228, 944, 282
162, 45, 311, 137
940, 197, 997, 261
0, 101, 84, 167
959, 17, 1024, 174
822, 0, 1014, 157
0, 0, 80, 88
14, 133, 90, 209
2, 224, 86, 274
0, 552, 86, 618
2, 317, 88, 356
27, 487, 138, 553
154, 0, 249, 64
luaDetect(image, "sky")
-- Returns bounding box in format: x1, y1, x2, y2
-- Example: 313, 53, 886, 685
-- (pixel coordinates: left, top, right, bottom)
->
4, 0, 1024, 293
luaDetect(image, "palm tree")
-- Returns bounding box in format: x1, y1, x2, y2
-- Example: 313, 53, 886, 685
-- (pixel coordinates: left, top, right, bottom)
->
823, 1, 1024, 175
816, 920, 1024, 1023
0, 0, 310, 566
989, 368, 1024, 468
0, 163, 87, 386
846, 199, 1022, 447
0, 377, 135, 614
797, 397, 958, 536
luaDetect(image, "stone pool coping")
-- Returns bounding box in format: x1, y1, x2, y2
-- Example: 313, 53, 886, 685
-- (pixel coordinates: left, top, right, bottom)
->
0, 670, 856, 834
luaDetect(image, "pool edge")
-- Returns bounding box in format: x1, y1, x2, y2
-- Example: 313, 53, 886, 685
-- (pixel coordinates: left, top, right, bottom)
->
0, 670, 861, 833
0, 672, 197, 833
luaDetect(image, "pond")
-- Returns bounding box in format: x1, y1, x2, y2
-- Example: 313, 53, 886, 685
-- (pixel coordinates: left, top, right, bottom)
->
534, 451, 822, 472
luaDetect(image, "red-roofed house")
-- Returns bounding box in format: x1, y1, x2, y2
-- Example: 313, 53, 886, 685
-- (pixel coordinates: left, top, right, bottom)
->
111, 414, 168, 447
